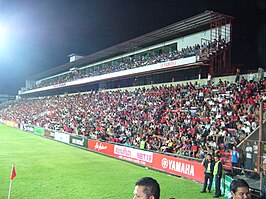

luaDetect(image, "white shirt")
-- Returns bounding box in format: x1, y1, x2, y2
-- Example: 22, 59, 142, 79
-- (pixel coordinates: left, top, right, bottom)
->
245, 146, 253, 159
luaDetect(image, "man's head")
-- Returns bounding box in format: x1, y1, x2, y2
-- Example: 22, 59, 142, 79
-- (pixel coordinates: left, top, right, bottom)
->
206, 154, 212, 161
214, 154, 220, 162
133, 177, 160, 199
230, 179, 250, 199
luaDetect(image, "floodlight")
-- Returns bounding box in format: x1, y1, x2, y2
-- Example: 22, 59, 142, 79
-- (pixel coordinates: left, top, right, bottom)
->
0, 25, 9, 45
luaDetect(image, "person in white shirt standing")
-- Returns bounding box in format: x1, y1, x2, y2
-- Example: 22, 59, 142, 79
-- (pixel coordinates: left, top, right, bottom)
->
244, 142, 254, 176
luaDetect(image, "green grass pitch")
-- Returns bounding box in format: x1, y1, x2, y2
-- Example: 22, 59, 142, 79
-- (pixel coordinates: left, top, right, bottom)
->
0, 124, 224, 198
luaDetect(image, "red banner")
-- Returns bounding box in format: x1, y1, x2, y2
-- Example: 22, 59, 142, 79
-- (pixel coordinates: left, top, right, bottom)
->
220, 151, 232, 171
88, 139, 114, 156
153, 153, 204, 183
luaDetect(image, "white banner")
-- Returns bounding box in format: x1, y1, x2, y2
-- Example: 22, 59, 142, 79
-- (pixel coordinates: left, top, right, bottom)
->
21, 56, 196, 94
114, 145, 153, 163
54, 132, 70, 144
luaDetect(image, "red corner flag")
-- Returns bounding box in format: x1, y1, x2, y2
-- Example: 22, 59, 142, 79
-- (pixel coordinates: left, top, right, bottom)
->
8, 165, 17, 199
10, 165, 16, 181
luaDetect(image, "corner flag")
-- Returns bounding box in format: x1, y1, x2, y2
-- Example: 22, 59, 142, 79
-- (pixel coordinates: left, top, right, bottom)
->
8, 164, 16, 199
10, 164, 16, 180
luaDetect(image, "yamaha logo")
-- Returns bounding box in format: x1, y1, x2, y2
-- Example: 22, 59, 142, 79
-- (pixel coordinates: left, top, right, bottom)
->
161, 158, 168, 169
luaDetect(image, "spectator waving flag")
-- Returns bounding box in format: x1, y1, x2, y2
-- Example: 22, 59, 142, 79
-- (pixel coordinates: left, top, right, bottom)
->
10, 164, 16, 180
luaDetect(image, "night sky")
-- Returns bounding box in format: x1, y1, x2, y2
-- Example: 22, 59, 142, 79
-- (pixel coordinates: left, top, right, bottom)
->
0, 0, 265, 95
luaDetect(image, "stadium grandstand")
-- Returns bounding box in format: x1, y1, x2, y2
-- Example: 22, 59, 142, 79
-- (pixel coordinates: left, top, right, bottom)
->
19, 10, 233, 97
1, 10, 265, 198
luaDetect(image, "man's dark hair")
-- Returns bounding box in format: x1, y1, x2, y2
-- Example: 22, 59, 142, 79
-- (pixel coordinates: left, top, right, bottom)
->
135, 177, 160, 199
230, 179, 249, 194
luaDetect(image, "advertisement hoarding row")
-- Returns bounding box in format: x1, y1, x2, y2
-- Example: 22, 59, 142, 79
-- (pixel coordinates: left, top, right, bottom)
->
0, 119, 205, 183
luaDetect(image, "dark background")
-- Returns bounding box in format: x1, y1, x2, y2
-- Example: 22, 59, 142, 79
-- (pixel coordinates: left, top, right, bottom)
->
0, 0, 265, 94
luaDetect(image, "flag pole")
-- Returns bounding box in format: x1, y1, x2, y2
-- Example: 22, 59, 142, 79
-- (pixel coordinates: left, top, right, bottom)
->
8, 180, 13, 199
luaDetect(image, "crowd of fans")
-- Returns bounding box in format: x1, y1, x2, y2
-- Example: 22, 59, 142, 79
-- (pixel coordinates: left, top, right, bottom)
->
36, 44, 202, 89
33, 38, 228, 90
1, 74, 265, 160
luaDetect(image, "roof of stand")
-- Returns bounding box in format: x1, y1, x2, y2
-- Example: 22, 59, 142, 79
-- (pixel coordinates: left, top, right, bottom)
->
29, 10, 233, 80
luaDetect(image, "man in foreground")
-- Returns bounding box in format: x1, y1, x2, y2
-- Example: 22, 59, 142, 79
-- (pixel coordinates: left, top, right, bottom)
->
133, 177, 160, 199
230, 179, 251, 199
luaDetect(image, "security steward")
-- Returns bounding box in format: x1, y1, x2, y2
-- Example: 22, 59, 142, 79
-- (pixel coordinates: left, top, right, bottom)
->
200, 154, 214, 193
213, 154, 223, 198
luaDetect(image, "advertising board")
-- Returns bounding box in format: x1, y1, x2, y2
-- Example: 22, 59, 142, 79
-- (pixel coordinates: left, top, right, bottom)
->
113, 145, 153, 166
54, 132, 70, 144
24, 124, 34, 132
45, 130, 55, 138
34, 127, 45, 136
70, 135, 88, 148
152, 153, 204, 183
212, 174, 233, 199
88, 139, 114, 156
6, 121, 18, 128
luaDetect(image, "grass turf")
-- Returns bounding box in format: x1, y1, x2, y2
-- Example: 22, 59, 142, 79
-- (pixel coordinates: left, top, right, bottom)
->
0, 124, 224, 199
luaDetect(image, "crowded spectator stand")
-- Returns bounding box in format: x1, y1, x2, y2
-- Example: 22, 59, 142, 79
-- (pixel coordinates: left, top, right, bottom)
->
1, 76, 265, 172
